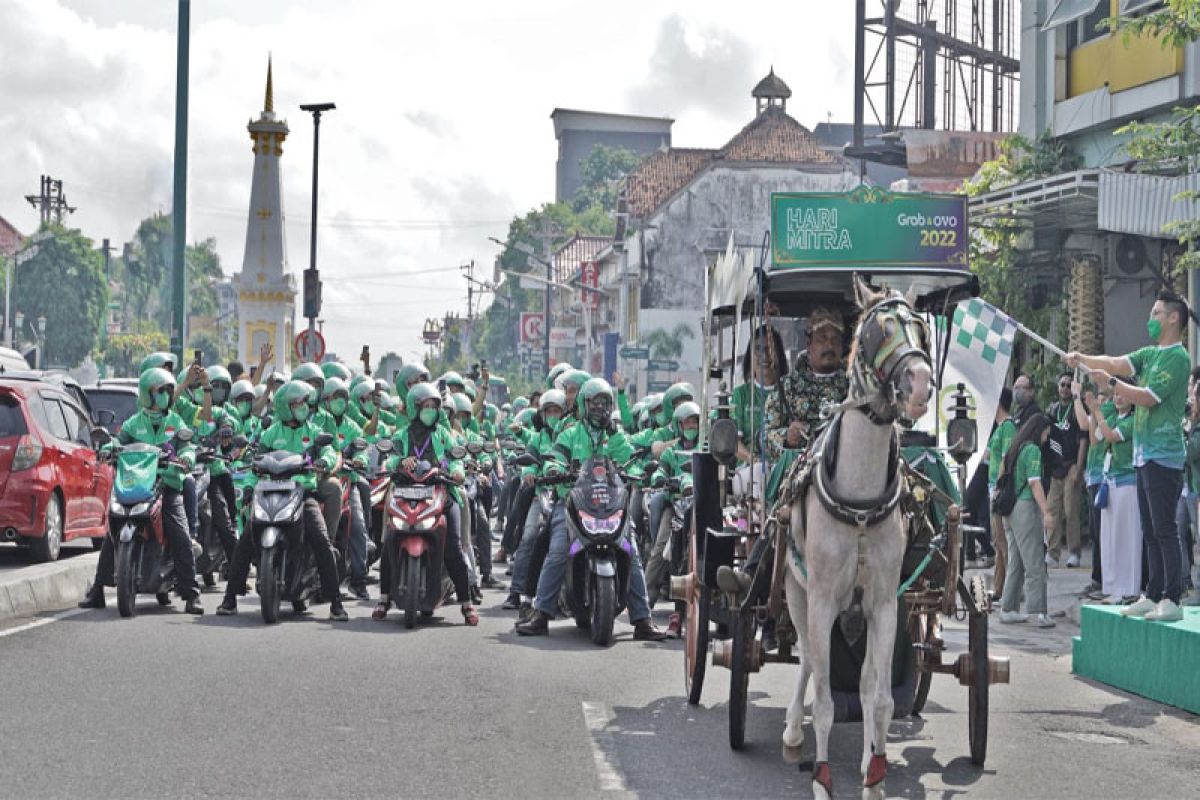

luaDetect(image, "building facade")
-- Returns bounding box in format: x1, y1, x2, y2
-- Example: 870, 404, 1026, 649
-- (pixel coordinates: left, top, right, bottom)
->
232, 60, 297, 369
551, 109, 673, 204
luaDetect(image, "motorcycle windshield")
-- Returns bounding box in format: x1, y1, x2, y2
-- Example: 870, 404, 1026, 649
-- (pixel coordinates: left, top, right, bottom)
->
114, 446, 160, 504
570, 457, 625, 516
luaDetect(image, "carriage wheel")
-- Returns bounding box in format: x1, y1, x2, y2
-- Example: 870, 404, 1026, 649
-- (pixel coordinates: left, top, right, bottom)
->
968, 609, 990, 765
909, 610, 934, 716
684, 529, 710, 705
728, 608, 755, 750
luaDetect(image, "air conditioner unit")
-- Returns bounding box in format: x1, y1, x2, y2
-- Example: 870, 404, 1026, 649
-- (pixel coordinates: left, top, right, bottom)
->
1106, 234, 1162, 281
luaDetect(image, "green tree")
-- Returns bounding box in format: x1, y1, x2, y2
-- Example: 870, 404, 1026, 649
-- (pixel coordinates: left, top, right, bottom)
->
642, 322, 695, 360
13, 225, 109, 368
186, 329, 226, 367
104, 324, 169, 378
573, 144, 643, 214
1103, 0, 1200, 48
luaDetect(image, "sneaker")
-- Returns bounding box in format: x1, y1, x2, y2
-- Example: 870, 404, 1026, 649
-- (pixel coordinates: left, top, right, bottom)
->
998, 610, 1028, 624
501, 593, 522, 610
481, 575, 507, 590
1077, 580, 1102, 597
1065, 553, 1080, 568
1120, 596, 1157, 617
328, 603, 349, 622
1182, 593, 1200, 607
1045, 555, 1059, 568
351, 584, 370, 601
1100, 594, 1123, 605
1086, 590, 1106, 601
1035, 614, 1056, 628
215, 597, 237, 616
1144, 598, 1183, 622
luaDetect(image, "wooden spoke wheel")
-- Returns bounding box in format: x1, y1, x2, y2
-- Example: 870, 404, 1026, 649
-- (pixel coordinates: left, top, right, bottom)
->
908, 609, 935, 715
968, 608, 990, 765
684, 527, 710, 705
728, 608, 755, 749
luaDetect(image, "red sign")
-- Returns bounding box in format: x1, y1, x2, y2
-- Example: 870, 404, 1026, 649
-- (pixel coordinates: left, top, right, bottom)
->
580, 261, 600, 311
294, 329, 326, 363
519, 312, 544, 344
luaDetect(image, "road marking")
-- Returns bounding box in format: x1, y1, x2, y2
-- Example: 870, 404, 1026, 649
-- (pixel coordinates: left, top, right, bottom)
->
581, 701, 628, 793
0, 607, 88, 639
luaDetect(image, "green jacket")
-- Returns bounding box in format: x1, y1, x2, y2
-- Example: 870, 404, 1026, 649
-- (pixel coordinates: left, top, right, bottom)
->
256, 419, 338, 492
194, 405, 240, 477
384, 423, 467, 503
116, 410, 196, 491
547, 420, 636, 497
651, 443, 695, 494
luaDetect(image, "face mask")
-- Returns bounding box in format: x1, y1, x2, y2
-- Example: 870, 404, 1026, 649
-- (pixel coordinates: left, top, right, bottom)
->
329, 398, 347, 416
1013, 388, 1031, 407
419, 408, 439, 427
544, 413, 562, 429
235, 400, 252, 418
212, 387, 228, 405
292, 404, 309, 423
154, 390, 171, 410
682, 427, 699, 442
1147, 318, 1163, 342
360, 400, 376, 416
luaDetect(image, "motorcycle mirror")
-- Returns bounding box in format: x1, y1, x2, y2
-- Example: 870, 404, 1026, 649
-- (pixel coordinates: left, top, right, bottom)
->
175, 428, 194, 443
90, 427, 112, 448
375, 439, 394, 454
708, 417, 739, 467
93, 408, 117, 426
231, 434, 249, 449
352, 437, 368, 451
449, 446, 467, 460
314, 432, 335, 449
218, 425, 234, 438
467, 442, 482, 455
644, 460, 659, 474
483, 442, 497, 453
514, 453, 538, 467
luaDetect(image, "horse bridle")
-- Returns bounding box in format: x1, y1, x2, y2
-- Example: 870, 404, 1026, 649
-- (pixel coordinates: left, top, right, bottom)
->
845, 296, 931, 425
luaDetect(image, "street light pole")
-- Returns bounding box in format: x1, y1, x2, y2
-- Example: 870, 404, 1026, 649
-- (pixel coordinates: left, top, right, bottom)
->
300, 101, 335, 339
170, 0, 190, 367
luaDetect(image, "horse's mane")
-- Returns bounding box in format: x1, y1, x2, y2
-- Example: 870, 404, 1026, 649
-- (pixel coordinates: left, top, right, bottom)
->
846, 282, 895, 371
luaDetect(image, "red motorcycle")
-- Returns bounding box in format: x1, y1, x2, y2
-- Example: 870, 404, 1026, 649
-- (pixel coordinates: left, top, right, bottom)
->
376, 440, 461, 628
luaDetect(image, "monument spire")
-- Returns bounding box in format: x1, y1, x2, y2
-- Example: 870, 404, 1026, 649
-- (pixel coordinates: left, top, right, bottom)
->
264, 55, 274, 115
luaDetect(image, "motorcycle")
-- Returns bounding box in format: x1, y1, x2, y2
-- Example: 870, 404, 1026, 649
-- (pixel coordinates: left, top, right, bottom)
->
103, 430, 196, 618
375, 439, 465, 628
193, 429, 244, 586
332, 437, 377, 584
247, 434, 334, 624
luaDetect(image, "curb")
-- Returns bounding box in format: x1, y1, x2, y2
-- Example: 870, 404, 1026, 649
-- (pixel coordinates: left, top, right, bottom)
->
0, 553, 98, 622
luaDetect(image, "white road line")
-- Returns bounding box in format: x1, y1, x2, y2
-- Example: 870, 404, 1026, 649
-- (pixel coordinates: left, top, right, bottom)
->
581, 701, 628, 794
0, 607, 88, 639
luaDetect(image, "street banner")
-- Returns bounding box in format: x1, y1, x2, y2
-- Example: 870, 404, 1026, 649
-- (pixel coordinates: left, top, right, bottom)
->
581, 261, 600, 310
549, 326, 575, 348
771, 186, 968, 270
938, 297, 1018, 480
519, 312, 544, 344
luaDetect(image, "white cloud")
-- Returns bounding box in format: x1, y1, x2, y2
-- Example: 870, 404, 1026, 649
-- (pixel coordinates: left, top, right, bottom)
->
0, 0, 856, 367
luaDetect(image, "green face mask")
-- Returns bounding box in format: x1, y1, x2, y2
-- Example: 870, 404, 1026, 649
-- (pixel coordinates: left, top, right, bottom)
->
544, 413, 562, 430
360, 400, 376, 417
329, 398, 347, 416
1147, 318, 1163, 342
235, 400, 252, 418
419, 408, 439, 427
292, 404, 309, 423
154, 390, 171, 411
682, 427, 699, 442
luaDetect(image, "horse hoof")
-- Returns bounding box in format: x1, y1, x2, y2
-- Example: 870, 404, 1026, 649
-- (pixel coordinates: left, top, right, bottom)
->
862, 786, 886, 800
781, 741, 804, 765
812, 762, 833, 800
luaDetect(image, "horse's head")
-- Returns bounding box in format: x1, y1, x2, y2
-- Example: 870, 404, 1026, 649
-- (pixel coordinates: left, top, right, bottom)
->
848, 276, 932, 425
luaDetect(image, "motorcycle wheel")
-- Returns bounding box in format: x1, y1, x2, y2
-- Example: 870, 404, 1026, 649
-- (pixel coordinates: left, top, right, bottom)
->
401, 555, 421, 630
590, 574, 617, 647
115, 538, 139, 618
259, 547, 282, 624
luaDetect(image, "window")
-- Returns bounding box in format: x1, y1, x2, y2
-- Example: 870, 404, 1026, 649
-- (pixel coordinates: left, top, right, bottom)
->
0, 395, 28, 437
1043, 0, 1102, 31
37, 393, 71, 441
60, 400, 94, 446
1119, 0, 1163, 14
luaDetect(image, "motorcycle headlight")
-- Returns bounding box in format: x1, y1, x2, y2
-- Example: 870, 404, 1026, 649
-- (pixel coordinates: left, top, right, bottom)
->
578, 510, 620, 537
416, 516, 438, 531
109, 497, 123, 515
129, 501, 152, 517
253, 503, 270, 522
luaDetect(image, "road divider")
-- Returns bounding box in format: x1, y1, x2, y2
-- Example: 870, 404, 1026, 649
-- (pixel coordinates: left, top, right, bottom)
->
0, 553, 98, 622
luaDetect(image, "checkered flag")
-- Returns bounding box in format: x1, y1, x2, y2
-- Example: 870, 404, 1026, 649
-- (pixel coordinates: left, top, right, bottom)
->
952, 298, 1016, 366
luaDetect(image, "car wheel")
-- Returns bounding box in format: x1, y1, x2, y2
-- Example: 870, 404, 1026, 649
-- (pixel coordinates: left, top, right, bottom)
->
30, 494, 63, 563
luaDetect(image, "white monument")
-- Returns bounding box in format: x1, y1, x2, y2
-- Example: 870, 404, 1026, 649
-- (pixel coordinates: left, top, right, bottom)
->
233, 58, 297, 370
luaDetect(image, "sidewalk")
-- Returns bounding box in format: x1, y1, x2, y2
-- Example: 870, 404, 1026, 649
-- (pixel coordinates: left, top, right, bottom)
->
0, 551, 97, 622
969, 544, 1094, 626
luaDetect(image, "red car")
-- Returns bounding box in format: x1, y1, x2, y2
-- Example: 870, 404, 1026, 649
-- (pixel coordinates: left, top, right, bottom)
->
0, 377, 114, 561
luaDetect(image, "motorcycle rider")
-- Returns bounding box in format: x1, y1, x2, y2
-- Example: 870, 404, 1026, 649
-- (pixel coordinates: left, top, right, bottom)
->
503, 389, 568, 610
323, 376, 371, 600
372, 382, 478, 625
641, 382, 696, 605
215, 381, 348, 621
78, 367, 205, 614
515, 378, 667, 640
449, 392, 500, 593
646, 401, 701, 633
291, 362, 345, 568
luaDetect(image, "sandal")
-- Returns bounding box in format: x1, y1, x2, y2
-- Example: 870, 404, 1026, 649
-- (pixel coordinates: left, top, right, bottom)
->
462, 604, 479, 626
371, 601, 390, 621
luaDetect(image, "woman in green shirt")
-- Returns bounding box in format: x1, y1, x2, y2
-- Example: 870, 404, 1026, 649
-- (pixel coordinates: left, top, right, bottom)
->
998, 412, 1056, 627
1095, 382, 1140, 603
730, 325, 787, 498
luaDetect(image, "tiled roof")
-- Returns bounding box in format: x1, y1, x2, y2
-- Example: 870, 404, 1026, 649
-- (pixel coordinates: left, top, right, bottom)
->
553, 234, 610, 283
0, 215, 24, 258
624, 107, 841, 219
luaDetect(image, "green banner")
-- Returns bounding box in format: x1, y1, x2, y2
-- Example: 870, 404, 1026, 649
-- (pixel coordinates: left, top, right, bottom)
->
771, 186, 968, 270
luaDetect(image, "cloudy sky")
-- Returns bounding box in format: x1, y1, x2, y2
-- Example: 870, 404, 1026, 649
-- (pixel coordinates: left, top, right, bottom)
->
0, 0, 857, 365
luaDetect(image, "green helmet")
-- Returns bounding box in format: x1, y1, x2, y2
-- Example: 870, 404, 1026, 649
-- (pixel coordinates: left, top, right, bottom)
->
349, 374, 370, 393
292, 361, 324, 384
441, 371, 465, 392
350, 380, 375, 404
512, 397, 530, 414
557, 369, 591, 391
253, 385, 266, 400
138, 368, 176, 413
405, 382, 442, 422
671, 400, 702, 439
395, 363, 430, 393
663, 382, 696, 413
539, 389, 567, 414
321, 361, 352, 382
450, 392, 473, 415
274, 380, 315, 424
206, 365, 232, 405
501, 402, 513, 415
515, 408, 536, 429
139, 351, 177, 375
483, 403, 499, 423
230, 379, 255, 403
322, 376, 349, 400
378, 392, 399, 412
546, 362, 572, 389
577, 377, 614, 426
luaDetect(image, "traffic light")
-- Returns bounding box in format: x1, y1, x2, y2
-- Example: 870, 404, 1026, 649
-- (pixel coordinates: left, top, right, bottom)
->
303, 269, 322, 318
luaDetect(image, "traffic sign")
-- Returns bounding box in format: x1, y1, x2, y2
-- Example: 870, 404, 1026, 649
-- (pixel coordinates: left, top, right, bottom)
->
519, 312, 544, 344
619, 346, 649, 360
294, 329, 326, 362
647, 380, 672, 392
647, 359, 679, 372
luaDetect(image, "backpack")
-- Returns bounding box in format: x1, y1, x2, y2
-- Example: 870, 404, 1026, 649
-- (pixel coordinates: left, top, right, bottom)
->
990, 465, 1018, 517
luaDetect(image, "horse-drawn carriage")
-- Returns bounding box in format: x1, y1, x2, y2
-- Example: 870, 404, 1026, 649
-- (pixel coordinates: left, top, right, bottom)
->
671, 187, 1011, 797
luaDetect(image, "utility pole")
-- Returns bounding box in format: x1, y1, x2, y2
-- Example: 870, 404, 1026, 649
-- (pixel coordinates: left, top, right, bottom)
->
461, 258, 493, 363
25, 175, 76, 226
170, 0, 190, 367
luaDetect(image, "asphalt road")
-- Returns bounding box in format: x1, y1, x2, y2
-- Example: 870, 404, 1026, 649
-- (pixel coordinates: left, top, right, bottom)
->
1, 572, 1199, 799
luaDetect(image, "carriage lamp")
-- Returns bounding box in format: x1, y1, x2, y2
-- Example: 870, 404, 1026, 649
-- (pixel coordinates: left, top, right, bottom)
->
945, 383, 977, 465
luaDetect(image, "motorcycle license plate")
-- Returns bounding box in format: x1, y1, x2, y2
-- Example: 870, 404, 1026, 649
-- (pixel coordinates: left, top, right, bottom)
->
257, 480, 295, 492
395, 486, 433, 500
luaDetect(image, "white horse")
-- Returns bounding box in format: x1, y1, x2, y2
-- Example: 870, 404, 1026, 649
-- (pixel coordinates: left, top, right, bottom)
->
779, 279, 933, 800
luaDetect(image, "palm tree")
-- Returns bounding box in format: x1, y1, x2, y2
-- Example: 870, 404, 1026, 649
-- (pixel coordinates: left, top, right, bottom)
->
642, 322, 695, 360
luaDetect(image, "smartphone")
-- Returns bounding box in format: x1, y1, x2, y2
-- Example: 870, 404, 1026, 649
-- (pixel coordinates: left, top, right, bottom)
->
480, 358, 488, 370
193, 349, 202, 367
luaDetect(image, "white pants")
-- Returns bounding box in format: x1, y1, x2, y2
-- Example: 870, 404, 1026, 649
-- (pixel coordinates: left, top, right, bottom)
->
1100, 482, 1143, 599
731, 462, 766, 500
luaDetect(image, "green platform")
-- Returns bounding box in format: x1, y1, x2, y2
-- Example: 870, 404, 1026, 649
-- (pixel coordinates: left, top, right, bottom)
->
1072, 604, 1200, 715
